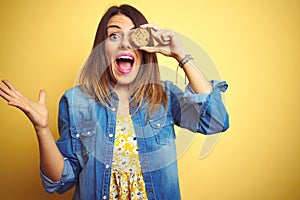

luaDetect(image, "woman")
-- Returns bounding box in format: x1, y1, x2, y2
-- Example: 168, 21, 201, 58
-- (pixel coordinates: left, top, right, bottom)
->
0, 4, 229, 200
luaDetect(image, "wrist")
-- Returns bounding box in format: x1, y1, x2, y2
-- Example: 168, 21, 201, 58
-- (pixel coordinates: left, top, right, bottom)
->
178, 54, 193, 68
173, 52, 187, 62
35, 125, 51, 136
171, 46, 189, 61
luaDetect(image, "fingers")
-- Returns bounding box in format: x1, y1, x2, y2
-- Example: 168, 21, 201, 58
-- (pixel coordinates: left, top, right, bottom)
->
140, 24, 160, 31
160, 33, 172, 42
0, 86, 11, 102
2, 79, 17, 92
0, 81, 15, 102
0, 80, 24, 110
139, 46, 158, 53
0, 80, 31, 109
0, 80, 49, 129
139, 24, 183, 59
0, 80, 23, 101
140, 46, 171, 56
38, 89, 47, 105
157, 31, 175, 45
140, 24, 174, 46
1, 80, 46, 105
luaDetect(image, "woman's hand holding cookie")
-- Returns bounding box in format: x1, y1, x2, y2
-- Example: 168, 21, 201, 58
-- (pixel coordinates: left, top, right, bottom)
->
138, 24, 188, 62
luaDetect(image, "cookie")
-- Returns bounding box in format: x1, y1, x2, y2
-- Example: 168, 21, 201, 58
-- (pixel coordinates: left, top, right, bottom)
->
130, 28, 150, 47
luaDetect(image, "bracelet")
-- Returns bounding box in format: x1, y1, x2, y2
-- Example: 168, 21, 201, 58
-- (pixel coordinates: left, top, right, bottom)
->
178, 54, 193, 68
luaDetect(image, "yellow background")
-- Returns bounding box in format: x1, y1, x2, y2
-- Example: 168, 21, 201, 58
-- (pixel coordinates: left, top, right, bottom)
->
0, 0, 299, 199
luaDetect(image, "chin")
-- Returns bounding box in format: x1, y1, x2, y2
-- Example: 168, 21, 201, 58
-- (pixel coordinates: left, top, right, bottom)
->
112, 68, 139, 87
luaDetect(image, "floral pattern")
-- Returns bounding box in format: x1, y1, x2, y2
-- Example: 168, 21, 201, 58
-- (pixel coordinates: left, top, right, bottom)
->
109, 115, 148, 200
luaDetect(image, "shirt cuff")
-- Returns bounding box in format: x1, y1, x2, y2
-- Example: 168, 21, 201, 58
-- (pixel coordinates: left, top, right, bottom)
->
40, 158, 76, 194
183, 80, 227, 101
182, 80, 228, 115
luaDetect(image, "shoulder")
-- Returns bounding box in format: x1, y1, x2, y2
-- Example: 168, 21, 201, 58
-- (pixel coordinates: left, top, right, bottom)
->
63, 85, 84, 96
161, 80, 174, 91
61, 85, 95, 107
161, 80, 183, 95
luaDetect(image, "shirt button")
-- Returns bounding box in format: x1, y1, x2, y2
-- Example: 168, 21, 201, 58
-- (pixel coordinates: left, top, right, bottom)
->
105, 164, 110, 169
86, 131, 91, 136
111, 107, 116, 112
75, 133, 80, 138
108, 133, 113, 138
156, 123, 161, 127
149, 190, 153, 194
103, 195, 107, 199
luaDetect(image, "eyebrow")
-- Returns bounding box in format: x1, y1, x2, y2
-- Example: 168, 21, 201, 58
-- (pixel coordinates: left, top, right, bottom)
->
107, 25, 121, 30
106, 25, 136, 31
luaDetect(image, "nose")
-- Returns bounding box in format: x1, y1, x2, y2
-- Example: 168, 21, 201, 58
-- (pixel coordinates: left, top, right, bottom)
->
119, 32, 132, 49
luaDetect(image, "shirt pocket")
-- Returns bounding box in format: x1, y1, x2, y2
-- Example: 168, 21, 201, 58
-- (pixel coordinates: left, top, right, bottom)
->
149, 114, 175, 145
70, 124, 97, 156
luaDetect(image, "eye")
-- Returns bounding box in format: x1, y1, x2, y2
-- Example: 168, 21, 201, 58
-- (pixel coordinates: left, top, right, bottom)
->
109, 33, 121, 41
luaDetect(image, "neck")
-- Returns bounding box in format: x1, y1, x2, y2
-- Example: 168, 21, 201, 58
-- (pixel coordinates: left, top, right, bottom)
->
114, 84, 131, 116
114, 84, 130, 99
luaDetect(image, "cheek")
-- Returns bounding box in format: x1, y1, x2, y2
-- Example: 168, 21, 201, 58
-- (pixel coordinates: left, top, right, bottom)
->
105, 44, 112, 58
105, 41, 118, 59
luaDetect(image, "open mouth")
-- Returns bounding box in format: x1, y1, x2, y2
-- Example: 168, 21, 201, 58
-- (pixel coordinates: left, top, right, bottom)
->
115, 53, 135, 74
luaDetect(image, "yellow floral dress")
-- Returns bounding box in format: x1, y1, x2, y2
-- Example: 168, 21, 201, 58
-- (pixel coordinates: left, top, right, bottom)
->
109, 115, 148, 200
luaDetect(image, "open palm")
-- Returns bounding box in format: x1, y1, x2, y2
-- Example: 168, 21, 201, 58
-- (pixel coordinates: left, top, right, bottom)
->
0, 80, 49, 131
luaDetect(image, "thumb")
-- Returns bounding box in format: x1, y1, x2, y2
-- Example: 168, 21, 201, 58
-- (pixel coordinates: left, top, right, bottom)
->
139, 46, 158, 53
38, 89, 47, 104
140, 46, 171, 55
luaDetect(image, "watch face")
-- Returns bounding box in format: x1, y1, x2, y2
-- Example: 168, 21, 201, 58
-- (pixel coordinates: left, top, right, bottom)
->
130, 28, 151, 47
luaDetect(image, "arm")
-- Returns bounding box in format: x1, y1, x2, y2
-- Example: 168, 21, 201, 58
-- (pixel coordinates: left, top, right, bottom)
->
176, 57, 212, 94
39, 94, 79, 194
140, 25, 229, 133
0, 80, 64, 181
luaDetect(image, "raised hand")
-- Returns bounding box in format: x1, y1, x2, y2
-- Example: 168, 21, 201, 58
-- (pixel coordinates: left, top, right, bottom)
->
139, 24, 188, 61
0, 80, 49, 132
140, 24, 212, 94
0, 79, 65, 181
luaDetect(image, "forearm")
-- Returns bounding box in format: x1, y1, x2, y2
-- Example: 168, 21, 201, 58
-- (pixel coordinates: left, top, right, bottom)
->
175, 54, 212, 94
36, 126, 64, 182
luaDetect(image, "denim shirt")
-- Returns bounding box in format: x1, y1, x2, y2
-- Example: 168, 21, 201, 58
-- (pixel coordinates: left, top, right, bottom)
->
40, 80, 229, 200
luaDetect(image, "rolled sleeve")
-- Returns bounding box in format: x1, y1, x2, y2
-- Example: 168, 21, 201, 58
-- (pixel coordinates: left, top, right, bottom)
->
197, 80, 229, 134
175, 80, 229, 134
40, 157, 76, 194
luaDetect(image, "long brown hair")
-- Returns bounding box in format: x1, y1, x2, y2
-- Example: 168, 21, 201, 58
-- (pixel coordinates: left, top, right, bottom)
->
79, 4, 167, 112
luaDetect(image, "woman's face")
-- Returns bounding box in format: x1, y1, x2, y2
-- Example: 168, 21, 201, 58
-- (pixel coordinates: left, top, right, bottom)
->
105, 14, 142, 86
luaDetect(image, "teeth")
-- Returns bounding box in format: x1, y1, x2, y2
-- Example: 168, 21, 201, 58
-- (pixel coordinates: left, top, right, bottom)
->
118, 55, 133, 60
